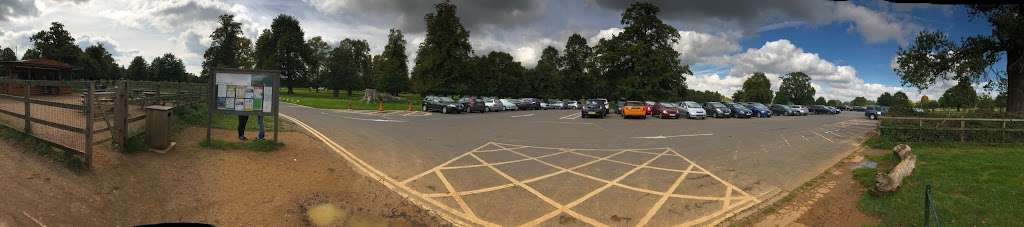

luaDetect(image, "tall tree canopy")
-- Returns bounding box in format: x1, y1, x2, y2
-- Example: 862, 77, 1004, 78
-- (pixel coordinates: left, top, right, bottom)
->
732, 72, 773, 103
80, 44, 120, 80
22, 49, 41, 60
0, 47, 16, 61
562, 33, 595, 99
939, 79, 979, 111
411, 1, 473, 95
891, 91, 913, 111
534, 46, 563, 99
877, 92, 894, 106
851, 96, 869, 106
202, 14, 246, 78
150, 53, 187, 82
815, 97, 827, 105
326, 38, 370, 96
774, 72, 815, 105
375, 29, 410, 96
894, 5, 1023, 112
474, 51, 524, 97
593, 2, 689, 101
256, 15, 310, 94
826, 99, 842, 107
305, 36, 332, 91
126, 56, 149, 81
29, 22, 81, 65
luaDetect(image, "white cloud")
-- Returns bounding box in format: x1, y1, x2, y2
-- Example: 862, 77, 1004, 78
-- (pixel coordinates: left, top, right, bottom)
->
675, 31, 740, 65
834, 2, 918, 46
588, 27, 622, 43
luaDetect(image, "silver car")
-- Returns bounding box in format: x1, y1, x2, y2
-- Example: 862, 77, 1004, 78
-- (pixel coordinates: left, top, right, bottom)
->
680, 101, 706, 119
566, 101, 580, 109
483, 97, 503, 112
499, 99, 517, 111
789, 105, 809, 116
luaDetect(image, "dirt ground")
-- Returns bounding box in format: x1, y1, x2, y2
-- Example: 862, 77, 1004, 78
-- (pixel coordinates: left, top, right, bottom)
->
750, 147, 885, 227
0, 126, 449, 227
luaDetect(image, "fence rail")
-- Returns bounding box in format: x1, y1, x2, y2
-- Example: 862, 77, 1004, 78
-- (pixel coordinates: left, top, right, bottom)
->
0, 79, 206, 168
879, 116, 1024, 143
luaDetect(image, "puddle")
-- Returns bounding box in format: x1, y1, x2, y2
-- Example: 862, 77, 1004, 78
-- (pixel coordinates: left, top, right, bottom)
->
852, 160, 877, 170
307, 203, 346, 226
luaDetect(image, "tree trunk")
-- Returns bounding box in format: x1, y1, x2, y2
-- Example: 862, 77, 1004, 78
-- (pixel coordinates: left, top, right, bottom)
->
873, 144, 916, 195
1007, 48, 1023, 113
333, 89, 339, 97
347, 89, 353, 97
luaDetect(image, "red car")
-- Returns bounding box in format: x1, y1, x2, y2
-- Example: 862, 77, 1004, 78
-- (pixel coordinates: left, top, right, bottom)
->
644, 101, 656, 115
651, 102, 681, 119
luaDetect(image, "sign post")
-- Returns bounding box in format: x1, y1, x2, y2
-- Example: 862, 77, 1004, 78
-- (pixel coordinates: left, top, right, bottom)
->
207, 68, 282, 142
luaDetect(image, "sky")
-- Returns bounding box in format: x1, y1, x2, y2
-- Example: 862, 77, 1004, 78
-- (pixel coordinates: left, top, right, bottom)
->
0, 0, 1004, 102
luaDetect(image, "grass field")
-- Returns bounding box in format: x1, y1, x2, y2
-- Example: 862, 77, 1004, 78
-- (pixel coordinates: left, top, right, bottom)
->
855, 138, 1024, 226
279, 88, 422, 110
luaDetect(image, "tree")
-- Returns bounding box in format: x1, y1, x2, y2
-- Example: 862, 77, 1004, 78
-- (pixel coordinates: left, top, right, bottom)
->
255, 15, 310, 94
80, 44, 119, 80
562, 33, 595, 99
150, 53, 187, 82
305, 36, 332, 91
977, 93, 996, 111
851, 96, 869, 106
593, 2, 689, 101
375, 29, 410, 96
126, 56, 149, 81
0, 47, 16, 61
411, 1, 473, 95
733, 72, 773, 103
685, 89, 726, 103
774, 72, 815, 105
29, 22, 81, 66
827, 99, 842, 107
877, 92, 894, 106
476, 51, 524, 97
939, 79, 978, 111
891, 91, 913, 112
535, 46, 562, 99
202, 14, 246, 79
894, 5, 1023, 112
815, 97, 827, 105
326, 39, 371, 97
22, 49, 41, 60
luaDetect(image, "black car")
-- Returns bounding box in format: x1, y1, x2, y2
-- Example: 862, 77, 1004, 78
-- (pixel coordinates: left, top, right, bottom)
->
422, 96, 464, 114
458, 96, 487, 113
581, 98, 609, 118
809, 105, 832, 114
702, 102, 732, 118
724, 102, 753, 118
770, 104, 797, 116
517, 98, 542, 110
865, 105, 888, 120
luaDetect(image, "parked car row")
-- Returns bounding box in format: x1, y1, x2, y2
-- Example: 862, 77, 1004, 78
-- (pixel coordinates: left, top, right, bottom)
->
423, 96, 587, 114
579, 99, 845, 120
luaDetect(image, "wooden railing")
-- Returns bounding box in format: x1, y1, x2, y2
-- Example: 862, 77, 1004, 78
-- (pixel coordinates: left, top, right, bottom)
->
879, 116, 1024, 143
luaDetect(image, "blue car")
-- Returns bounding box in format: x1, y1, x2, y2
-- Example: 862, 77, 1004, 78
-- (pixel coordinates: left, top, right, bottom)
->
742, 102, 772, 118
865, 105, 888, 120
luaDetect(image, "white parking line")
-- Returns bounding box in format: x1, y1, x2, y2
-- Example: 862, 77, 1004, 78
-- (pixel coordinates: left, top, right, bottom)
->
812, 131, 834, 143
339, 116, 408, 123
560, 112, 582, 120
631, 133, 714, 139
511, 113, 534, 118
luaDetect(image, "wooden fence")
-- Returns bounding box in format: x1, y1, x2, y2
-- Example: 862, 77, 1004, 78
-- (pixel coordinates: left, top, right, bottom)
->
879, 116, 1024, 143
0, 79, 205, 168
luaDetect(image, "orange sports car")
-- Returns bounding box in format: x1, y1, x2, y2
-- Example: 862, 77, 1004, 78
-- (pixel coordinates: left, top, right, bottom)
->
622, 101, 647, 119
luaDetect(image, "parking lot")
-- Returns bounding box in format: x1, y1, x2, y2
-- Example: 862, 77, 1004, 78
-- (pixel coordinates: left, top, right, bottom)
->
281, 103, 877, 226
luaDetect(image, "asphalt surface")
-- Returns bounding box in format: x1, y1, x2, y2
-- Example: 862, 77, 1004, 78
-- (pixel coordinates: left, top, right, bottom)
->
282, 103, 877, 226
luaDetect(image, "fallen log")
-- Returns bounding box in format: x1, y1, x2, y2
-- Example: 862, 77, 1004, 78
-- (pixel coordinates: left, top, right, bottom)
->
872, 144, 916, 196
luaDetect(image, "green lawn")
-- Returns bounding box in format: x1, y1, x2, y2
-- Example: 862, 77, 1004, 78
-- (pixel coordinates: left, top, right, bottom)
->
279, 88, 422, 110
855, 139, 1024, 226
175, 102, 278, 131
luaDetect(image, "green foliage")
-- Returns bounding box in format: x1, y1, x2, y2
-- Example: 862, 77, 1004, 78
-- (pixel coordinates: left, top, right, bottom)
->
774, 72, 815, 105
375, 29, 410, 96
890, 91, 913, 112
21, 48, 41, 60
126, 56, 149, 81
200, 138, 283, 152
814, 97, 826, 105
29, 22, 82, 66
732, 72, 773, 103
592, 2, 689, 101
305, 36, 332, 90
256, 14, 311, 94
856, 143, 1024, 226
79, 43, 121, 80
124, 133, 148, 153
475, 51, 524, 97
534, 46, 563, 99
684, 89, 727, 103
0, 47, 17, 61
202, 14, 248, 78
939, 79, 978, 111
150, 53, 188, 82
562, 33, 595, 99
0, 125, 86, 171
411, 1, 473, 96
851, 96, 869, 106
327, 39, 371, 96
826, 99, 842, 107
281, 88, 421, 110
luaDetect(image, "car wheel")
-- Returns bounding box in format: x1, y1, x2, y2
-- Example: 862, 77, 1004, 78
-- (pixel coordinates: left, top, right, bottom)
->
442, 107, 449, 114
869, 114, 877, 120
422, 105, 428, 112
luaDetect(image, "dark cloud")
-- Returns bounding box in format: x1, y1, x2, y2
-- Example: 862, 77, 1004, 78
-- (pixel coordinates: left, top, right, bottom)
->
310, 0, 546, 33
591, 0, 835, 34
0, 0, 40, 21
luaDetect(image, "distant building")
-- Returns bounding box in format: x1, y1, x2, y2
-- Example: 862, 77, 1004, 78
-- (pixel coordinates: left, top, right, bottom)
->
0, 59, 74, 96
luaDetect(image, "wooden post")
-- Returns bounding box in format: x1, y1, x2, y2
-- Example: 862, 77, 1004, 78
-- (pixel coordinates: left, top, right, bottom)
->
113, 80, 128, 152
22, 81, 31, 134
960, 119, 965, 143
85, 82, 95, 169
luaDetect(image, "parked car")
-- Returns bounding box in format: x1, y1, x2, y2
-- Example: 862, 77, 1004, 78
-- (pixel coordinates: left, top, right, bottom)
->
809, 105, 831, 114
483, 97, 503, 112
702, 102, 732, 118
540, 101, 550, 109
827, 106, 841, 114
518, 98, 541, 110
770, 104, 797, 116
865, 105, 888, 120
852, 106, 867, 111
550, 101, 565, 109
724, 102, 753, 118
566, 101, 580, 109
652, 102, 681, 119
742, 102, 772, 118
458, 96, 487, 113
622, 101, 647, 119
499, 99, 517, 111
423, 96, 463, 114
789, 105, 809, 116
680, 101, 706, 119
644, 101, 656, 115
581, 98, 609, 118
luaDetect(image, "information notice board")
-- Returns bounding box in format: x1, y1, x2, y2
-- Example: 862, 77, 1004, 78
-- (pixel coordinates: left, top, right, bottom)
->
207, 69, 281, 141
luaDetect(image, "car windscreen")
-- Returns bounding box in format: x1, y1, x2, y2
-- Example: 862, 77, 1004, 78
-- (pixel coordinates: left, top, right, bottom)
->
438, 97, 454, 102
586, 100, 605, 105
710, 103, 726, 108
728, 103, 747, 109
683, 102, 701, 108
660, 103, 677, 108
625, 101, 643, 106
750, 103, 767, 109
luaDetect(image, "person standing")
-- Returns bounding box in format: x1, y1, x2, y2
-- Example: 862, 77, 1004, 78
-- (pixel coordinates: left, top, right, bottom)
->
237, 115, 248, 140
